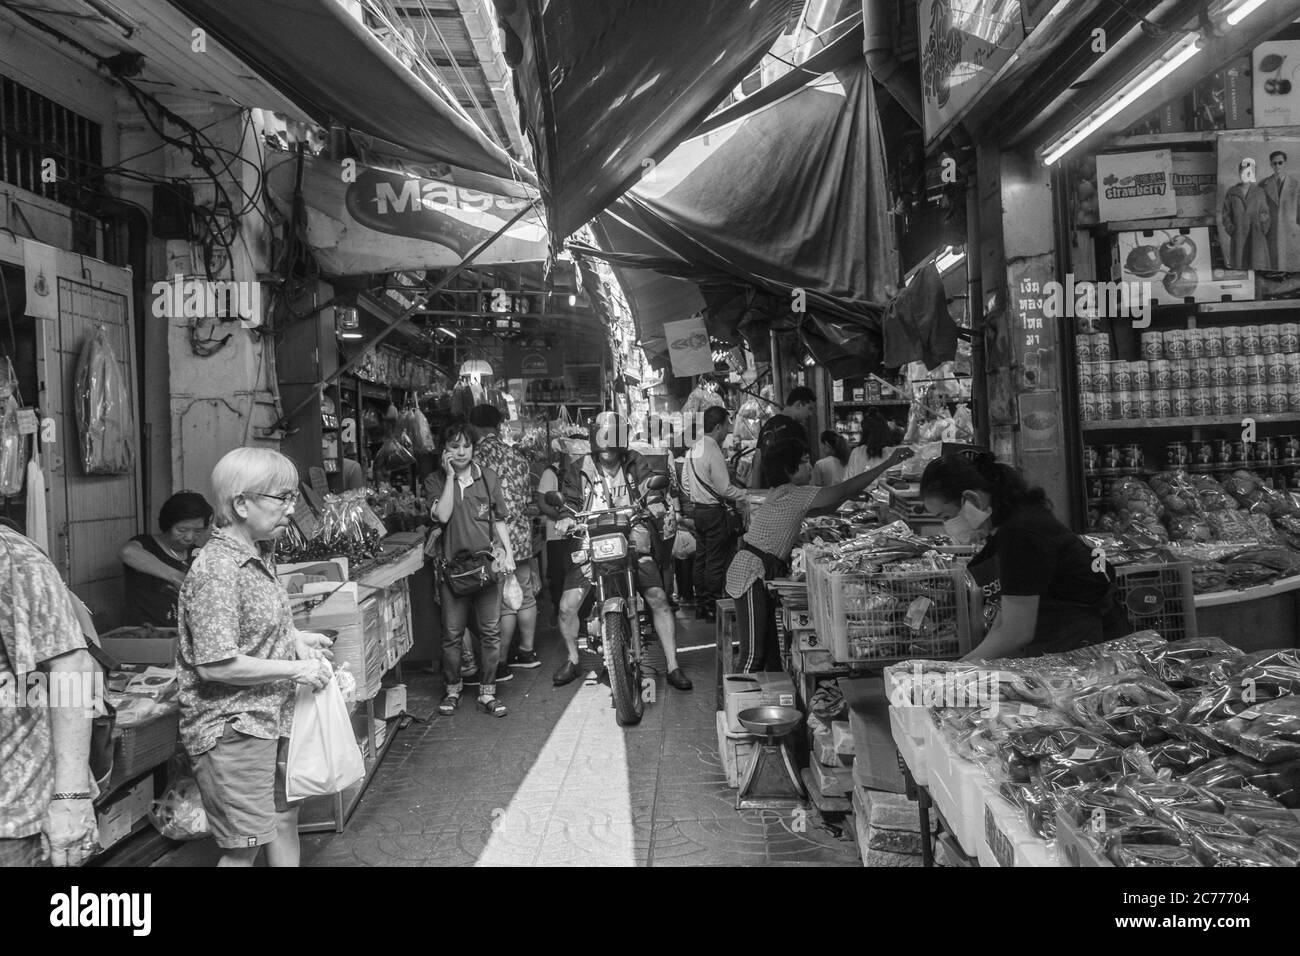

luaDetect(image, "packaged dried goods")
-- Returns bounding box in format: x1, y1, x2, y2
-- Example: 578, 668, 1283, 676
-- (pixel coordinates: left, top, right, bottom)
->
997, 726, 1119, 784
1190, 832, 1282, 866
1189, 695, 1300, 764
1138, 636, 1243, 689
1258, 829, 1300, 863
1062, 672, 1186, 746
1102, 821, 1197, 867
1152, 806, 1247, 838
73, 324, 135, 474
1116, 777, 1222, 814
1183, 664, 1300, 724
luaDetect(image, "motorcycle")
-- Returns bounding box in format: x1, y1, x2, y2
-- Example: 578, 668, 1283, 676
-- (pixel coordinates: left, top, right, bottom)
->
545, 474, 671, 725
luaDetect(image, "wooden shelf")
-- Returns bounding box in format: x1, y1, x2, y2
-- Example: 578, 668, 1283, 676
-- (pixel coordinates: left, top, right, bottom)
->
1110, 127, 1300, 150
834, 400, 910, 407
1083, 413, 1300, 431
1090, 216, 1213, 234
1164, 300, 1300, 315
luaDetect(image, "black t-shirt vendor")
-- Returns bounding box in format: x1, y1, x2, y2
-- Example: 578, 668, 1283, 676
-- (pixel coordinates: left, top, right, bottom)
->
921, 452, 1125, 659
119, 491, 213, 626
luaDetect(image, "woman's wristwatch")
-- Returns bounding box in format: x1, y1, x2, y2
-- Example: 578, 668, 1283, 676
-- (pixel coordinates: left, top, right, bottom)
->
52, 792, 93, 801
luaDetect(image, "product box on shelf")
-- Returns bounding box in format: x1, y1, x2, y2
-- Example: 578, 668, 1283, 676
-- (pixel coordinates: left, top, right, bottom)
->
1254, 40, 1300, 127
1188, 56, 1253, 130
832, 720, 855, 760
1113, 227, 1254, 304
1124, 99, 1187, 136
1097, 150, 1177, 222
722, 672, 796, 734
374, 684, 406, 720
832, 380, 844, 402
1171, 151, 1217, 219
98, 627, 178, 666
96, 775, 153, 852
292, 583, 383, 701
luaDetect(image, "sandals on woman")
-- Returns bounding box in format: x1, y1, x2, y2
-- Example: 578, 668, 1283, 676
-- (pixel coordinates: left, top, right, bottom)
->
477, 696, 508, 718
438, 693, 461, 716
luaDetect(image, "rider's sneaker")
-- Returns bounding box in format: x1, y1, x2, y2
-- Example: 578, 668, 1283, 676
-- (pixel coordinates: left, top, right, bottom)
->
553, 660, 581, 687
666, 668, 693, 691
510, 649, 541, 668
494, 663, 513, 683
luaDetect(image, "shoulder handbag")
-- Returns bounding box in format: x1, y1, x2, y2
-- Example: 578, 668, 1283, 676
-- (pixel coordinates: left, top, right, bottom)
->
689, 452, 745, 537
436, 469, 499, 596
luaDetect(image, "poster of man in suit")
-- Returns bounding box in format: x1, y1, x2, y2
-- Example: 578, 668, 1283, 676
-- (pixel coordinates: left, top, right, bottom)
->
1218, 134, 1300, 272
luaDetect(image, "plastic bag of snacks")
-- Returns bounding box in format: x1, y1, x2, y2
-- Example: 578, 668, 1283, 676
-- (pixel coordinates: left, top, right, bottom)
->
1188, 695, 1300, 764
1137, 636, 1243, 689
1061, 672, 1186, 747
1102, 821, 1200, 867
148, 755, 210, 841
1183, 663, 1300, 724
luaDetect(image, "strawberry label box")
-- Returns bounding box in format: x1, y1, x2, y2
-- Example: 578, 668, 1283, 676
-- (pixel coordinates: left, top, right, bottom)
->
1097, 150, 1177, 222
1114, 227, 1254, 304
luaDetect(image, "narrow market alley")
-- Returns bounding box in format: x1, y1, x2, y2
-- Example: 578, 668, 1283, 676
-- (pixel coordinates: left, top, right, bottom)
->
155, 615, 859, 868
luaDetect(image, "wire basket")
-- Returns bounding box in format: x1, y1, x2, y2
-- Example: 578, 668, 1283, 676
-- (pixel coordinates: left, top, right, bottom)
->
1114, 560, 1198, 642
808, 552, 972, 664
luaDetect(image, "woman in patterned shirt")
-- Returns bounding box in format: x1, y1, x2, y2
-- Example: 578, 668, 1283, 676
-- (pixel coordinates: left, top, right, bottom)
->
177, 448, 333, 867
726, 439, 912, 672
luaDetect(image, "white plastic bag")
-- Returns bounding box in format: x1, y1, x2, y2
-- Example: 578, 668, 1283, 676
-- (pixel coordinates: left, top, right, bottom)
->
148, 755, 210, 841
673, 529, 697, 559
285, 676, 366, 800
502, 573, 523, 611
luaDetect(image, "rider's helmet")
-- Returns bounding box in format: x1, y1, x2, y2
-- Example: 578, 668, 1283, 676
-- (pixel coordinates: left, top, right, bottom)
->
589, 411, 628, 455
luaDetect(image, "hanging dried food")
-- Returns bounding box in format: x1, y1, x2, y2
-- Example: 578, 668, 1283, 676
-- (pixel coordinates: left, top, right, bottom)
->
0, 392, 26, 496
74, 325, 135, 474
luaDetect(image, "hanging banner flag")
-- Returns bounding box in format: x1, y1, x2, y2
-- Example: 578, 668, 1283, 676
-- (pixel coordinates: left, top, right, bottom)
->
22, 239, 58, 320
663, 314, 715, 377
266, 154, 550, 276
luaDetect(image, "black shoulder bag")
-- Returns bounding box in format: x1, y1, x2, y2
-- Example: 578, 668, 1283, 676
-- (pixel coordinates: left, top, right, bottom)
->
440, 471, 497, 597
689, 452, 745, 537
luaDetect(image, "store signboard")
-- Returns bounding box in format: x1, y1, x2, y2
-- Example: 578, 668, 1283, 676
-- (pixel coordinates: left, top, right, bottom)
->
265, 153, 549, 276
919, 0, 1026, 144
503, 341, 562, 378
663, 314, 715, 378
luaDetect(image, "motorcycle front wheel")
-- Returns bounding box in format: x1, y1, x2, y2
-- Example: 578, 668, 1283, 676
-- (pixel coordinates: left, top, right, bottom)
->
604, 610, 645, 726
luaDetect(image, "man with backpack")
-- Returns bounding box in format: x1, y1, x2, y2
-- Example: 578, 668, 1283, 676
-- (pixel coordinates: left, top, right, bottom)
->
747, 387, 816, 489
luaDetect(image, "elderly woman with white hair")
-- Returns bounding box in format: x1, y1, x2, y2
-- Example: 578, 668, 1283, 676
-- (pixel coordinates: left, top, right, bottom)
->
176, 447, 333, 867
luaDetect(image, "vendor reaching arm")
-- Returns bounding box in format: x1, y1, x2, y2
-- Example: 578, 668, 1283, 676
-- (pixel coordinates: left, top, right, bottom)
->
119, 491, 213, 626
920, 452, 1125, 661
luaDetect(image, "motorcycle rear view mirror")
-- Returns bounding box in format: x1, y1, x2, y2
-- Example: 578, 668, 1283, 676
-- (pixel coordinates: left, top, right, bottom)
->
646, 475, 670, 491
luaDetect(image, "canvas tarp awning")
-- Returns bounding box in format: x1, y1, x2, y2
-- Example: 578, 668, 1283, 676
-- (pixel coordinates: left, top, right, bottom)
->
572, 54, 898, 376
167, 0, 532, 183
497, 0, 797, 245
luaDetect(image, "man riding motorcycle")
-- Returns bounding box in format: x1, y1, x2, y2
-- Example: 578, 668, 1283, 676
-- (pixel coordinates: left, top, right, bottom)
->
553, 412, 693, 692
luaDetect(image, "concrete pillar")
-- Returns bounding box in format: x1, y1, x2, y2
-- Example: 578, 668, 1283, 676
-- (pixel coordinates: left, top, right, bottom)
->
975, 141, 1070, 517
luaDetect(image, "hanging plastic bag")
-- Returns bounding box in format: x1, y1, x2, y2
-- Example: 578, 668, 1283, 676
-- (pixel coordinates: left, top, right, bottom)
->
148, 755, 210, 841
0, 392, 26, 496
285, 675, 366, 800
502, 573, 524, 611
673, 529, 697, 559
399, 399, 435, 454
74, 325, 135, 474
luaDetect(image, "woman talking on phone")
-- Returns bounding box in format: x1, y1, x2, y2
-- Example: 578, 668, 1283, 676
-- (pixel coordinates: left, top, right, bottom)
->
920, 452, 1126, 660
425, 420, 515, 718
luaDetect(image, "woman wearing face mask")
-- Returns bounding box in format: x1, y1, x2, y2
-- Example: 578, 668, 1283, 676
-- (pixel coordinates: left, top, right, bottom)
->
726, 438, 913, 672
921, 452, 1125, 660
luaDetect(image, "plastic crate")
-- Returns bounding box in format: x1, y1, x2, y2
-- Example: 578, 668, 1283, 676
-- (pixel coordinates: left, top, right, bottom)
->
808, 554, 971, 664
110, 711, 180, 787
1114, 560, 1197, 642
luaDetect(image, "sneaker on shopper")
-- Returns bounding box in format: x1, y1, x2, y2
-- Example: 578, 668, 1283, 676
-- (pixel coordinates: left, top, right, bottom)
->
553, 659, 580, 686
510, 648, 541, 668
495, 662, 513, 683
666, 668, 693, 691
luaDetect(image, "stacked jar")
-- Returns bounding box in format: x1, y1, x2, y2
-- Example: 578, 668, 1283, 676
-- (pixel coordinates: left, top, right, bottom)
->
1076, 331, 1114, 422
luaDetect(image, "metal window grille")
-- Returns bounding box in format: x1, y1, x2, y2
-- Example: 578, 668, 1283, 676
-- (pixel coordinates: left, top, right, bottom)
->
0, 75, 102, 206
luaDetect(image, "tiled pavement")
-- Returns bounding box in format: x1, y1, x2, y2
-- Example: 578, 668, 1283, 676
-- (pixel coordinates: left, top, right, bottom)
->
155, 609, 860, 867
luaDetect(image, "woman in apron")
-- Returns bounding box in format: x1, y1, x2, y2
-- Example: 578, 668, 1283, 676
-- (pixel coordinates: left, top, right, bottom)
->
920, 452, 1126, 660
726, 439, 913, 672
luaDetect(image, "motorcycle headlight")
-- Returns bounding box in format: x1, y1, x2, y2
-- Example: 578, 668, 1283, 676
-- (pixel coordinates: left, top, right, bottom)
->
590, 534, 628, 562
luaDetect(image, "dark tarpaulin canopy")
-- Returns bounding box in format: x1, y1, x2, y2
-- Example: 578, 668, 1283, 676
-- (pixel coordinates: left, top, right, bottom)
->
572, 52, 898, 378
497, 0, 798, 245
167, 0, 532, 184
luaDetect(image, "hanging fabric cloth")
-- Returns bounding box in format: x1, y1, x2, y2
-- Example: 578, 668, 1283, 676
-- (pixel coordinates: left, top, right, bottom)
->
25, 443, 47, 555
